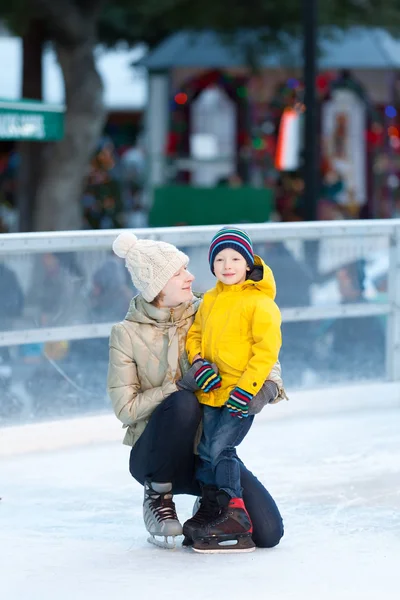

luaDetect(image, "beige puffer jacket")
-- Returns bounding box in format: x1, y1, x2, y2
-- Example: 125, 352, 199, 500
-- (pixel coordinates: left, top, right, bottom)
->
107, 294, 202, 446
107, 294, 287, 447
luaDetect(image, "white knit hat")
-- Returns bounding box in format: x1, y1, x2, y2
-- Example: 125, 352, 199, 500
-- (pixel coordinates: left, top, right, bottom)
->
112, 231, 189, 302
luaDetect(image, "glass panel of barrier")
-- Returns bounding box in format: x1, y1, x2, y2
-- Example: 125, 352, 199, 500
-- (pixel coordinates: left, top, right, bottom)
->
181, 235, 389, 307
0, 249, 131, 332
0, 337, 110, 425
281, 315, 387, 389
0, 227, 391, 428
0, 233, 390, 334
0, 313, 386, 427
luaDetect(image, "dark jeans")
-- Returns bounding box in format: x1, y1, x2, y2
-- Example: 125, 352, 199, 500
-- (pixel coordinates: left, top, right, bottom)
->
129, 390, 284, 548
196, 404, 254, 498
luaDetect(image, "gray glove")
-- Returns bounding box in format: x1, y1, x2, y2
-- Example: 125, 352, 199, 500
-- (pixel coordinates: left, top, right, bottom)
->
177, 360, 219, 393
248, 381, 278, 415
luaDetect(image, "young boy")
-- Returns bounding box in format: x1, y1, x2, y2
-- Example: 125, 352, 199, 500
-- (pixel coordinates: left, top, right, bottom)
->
184, 227, 282, 553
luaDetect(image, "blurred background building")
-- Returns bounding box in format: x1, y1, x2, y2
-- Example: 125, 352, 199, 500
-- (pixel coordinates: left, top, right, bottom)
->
1, 2, 400, 234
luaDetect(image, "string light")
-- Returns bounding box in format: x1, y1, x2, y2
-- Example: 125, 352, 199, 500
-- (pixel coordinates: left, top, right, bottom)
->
294, 102, 306, 113
287, 78, 300, 89
388, 126, 399, 137
385, 105, 397, 119
390, 136, 400, 150
174, 93, 188, 105
253, 138, 265, 150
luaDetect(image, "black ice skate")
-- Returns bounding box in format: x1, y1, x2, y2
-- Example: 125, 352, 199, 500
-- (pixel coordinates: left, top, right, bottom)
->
191, 493, 256, 553
182, 485, 220, 547
143, 481, 182, 549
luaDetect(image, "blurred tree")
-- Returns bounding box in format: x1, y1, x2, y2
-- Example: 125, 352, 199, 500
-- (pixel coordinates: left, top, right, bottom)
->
0, 0, 106, 231
1, 0, 400, 230
17, 20, 46, 232
98, 0, 400, 49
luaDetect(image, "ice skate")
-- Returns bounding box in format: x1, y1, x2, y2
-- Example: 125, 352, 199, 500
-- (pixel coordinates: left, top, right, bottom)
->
191, 493, 255, 553
182, 485, 220, 547
143, 481, 182, 549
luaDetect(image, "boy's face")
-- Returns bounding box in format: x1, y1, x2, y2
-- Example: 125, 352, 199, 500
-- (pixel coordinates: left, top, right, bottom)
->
213, 248, 248, 285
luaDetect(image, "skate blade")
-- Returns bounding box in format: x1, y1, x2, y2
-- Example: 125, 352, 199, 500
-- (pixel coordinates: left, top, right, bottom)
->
192, 537, 256, 554
147, 535, 178, 550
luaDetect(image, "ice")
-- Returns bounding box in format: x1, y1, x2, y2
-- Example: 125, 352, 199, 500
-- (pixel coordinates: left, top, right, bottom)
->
1, 382, 399, 600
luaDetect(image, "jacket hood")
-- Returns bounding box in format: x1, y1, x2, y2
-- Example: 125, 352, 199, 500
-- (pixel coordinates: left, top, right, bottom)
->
245, 255, 276, 299
124, 291, 201, 329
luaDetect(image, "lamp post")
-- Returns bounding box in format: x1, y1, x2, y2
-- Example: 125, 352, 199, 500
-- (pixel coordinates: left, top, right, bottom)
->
302, 0, 318, 221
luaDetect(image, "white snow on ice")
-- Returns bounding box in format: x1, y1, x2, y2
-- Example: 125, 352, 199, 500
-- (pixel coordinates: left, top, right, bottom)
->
1, 382, 399, 600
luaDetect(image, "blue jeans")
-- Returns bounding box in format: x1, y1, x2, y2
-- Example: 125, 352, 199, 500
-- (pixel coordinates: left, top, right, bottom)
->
196, 404, 254, 498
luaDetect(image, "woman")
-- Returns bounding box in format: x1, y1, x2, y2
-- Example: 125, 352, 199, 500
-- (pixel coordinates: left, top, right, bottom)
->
107, 231, 285, 551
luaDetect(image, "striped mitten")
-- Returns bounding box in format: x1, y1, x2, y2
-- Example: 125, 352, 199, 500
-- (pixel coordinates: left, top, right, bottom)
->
226, 387, 253, 418
194, 360, 221, 392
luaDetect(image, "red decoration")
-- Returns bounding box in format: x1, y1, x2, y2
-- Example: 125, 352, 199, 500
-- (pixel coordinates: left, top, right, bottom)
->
174, 93, 188, 105
366, 129, 382, 147
237, 131, 249, 145
165, 132, 179, 155
169, 70, 248, 166
316, 72, 335, 96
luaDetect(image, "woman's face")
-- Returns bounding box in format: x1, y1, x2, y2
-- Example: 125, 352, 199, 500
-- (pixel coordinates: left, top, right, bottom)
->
159, 265, 195, 308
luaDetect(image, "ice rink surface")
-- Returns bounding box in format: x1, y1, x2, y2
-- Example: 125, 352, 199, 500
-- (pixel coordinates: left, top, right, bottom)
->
1, 382, 399, 600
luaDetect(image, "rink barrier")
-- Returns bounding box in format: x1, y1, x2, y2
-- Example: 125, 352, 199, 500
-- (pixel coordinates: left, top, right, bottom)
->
0, 220, 399, 380
0, 219, 396, 252
0, 303, 390, 347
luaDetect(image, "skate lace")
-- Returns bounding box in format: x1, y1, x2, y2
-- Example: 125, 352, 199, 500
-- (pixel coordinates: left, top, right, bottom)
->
149, 493, 178, 522
191, 499, 220, 525
206, 507, 229, 528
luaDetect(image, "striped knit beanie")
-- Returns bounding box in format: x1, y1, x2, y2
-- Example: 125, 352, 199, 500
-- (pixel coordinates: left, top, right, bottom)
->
208, 228, 254, 274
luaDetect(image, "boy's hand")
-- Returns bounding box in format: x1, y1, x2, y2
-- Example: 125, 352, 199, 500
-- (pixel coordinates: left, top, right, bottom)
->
226, 387, 253, 418
177, 361, 219, 393
193, 359, 221, 392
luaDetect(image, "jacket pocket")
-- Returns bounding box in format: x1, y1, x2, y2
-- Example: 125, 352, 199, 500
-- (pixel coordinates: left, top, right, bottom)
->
218, 345, 248, 373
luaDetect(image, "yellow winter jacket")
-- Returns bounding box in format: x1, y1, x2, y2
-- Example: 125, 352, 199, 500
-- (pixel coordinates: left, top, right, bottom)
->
186, 255, 282, 407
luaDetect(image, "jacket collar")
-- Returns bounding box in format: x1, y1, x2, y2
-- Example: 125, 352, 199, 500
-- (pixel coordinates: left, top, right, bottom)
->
125, 293, 201, 326
139, 297, 189, 323
214, 255, 276, 299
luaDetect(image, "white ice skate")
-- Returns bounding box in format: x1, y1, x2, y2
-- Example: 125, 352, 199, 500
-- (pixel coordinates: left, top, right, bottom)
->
143, 481, 183, 549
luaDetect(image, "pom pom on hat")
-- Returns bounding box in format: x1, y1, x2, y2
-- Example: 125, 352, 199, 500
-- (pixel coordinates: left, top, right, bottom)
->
112, 231, 138, 259
112, 231, 189, 302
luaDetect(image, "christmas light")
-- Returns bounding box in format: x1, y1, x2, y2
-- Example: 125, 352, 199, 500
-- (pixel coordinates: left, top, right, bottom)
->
388, 173, 399, 187
390, 136, 400, 150
174, 93, 188, 105
388, 126, 399, 137
287, 78, 299, 89
385, 105, 397, 119
253, 138, 265, 150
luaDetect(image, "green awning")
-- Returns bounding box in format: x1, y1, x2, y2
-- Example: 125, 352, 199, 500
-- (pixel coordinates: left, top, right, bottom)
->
0, 98, 65, 141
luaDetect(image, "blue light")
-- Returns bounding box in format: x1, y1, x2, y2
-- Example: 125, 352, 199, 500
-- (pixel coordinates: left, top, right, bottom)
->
385, 105, 397, 119
287, 78, 299, 89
